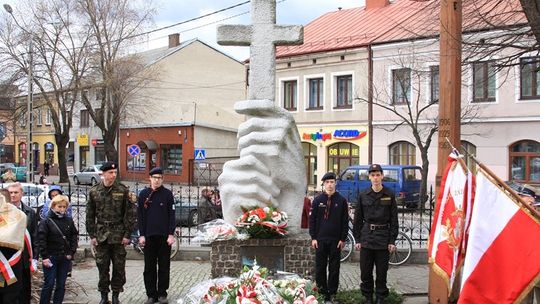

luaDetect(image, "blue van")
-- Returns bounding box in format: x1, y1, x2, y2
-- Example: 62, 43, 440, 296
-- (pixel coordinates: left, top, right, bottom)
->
336, 165, 422, 208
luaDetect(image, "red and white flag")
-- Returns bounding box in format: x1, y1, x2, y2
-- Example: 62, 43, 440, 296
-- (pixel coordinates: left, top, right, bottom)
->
428, 153, 473, 292
459, 169, 540, 303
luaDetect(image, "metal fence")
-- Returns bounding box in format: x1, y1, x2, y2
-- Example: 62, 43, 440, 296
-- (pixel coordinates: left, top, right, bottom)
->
6, 182, 435, 248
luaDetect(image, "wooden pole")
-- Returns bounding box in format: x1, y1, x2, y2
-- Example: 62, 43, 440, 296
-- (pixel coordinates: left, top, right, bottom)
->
430, 0, 462, 302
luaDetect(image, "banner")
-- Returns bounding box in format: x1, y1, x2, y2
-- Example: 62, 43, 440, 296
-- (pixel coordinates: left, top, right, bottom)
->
459, 169, 540, 303
428, 153, 472, 292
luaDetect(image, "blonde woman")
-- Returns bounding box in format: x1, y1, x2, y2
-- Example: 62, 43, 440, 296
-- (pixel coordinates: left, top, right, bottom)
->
37, 195, 78, 304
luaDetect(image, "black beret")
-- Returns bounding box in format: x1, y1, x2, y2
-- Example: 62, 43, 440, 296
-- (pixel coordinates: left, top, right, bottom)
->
100, 161, 118, 172
517, 184, 537, 198
149, 167, 163, 176
368, 164, 383, 173
321, 172, 336, 182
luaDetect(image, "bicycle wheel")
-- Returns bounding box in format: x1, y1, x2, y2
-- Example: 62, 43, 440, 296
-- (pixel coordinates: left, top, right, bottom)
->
389, 231, 412, 266
170, 227, 181, 259
340, 230, 355, 262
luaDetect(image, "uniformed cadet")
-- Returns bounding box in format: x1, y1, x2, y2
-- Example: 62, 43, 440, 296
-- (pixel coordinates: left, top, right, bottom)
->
309, 172, 349, 303
353, 164, 398, 304
86, 162, 135, 304
137, 167, 175, 304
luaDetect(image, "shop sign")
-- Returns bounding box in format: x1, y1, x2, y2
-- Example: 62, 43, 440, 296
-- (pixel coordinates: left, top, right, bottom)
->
302, 129, 367, 141
45, 142, 54, 151
77, 134, 89, 146
328, 146, 359, 157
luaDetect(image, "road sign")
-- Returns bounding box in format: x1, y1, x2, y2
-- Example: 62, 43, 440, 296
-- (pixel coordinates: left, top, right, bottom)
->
128, 144, 141, 157
194, 149, 206, 161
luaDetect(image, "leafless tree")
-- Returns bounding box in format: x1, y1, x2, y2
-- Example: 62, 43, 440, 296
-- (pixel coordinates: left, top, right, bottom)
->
0, 0, 92, 182
77, 0, 156, 163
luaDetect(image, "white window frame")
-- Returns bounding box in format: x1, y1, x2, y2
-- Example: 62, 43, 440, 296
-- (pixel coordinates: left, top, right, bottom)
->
45, 109, 52, 125
331, 71, 355, 111
278, 76, 300, 113
304, 73, 325, 112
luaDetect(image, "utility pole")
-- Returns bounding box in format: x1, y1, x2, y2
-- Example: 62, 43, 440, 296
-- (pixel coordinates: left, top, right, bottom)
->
429, 0, 462, 303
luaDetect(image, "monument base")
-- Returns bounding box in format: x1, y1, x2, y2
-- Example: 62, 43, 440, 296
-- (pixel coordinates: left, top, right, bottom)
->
211, 235, 315, 279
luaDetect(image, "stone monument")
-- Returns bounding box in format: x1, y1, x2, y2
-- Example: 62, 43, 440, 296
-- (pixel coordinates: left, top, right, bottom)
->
217, 0, 306, 235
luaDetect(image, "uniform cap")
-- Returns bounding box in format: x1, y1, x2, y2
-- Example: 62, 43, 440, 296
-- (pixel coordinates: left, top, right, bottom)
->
149, 167, 163, 176
368, 164, 383, 173
100, 161, 117, 172
321, 172, 336, 182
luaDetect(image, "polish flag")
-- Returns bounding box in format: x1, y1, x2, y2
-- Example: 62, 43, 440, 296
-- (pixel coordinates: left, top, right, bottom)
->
459, 169, 540, 303
428, 153, 472, 292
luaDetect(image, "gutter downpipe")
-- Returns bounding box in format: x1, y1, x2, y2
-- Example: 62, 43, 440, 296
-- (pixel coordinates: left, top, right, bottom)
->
368, 44, 373, 164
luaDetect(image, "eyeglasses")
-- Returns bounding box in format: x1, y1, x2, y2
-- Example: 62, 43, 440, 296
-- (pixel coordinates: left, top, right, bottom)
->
150, 176, 163, 180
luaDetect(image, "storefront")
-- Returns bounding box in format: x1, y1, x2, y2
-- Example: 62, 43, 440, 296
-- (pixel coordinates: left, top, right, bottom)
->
299, 125, 369, 187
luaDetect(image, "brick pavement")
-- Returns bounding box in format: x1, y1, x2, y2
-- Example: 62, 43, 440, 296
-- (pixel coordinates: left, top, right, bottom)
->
66, 258, 428, 303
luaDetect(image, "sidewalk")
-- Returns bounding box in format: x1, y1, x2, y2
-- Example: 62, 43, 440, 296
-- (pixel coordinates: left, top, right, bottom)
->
64, 259, 428, 303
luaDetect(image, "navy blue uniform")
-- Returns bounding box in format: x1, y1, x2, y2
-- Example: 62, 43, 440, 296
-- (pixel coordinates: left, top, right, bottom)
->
137, 186, 175, 301
353, 186, 398, 302
309, 191, 349, 300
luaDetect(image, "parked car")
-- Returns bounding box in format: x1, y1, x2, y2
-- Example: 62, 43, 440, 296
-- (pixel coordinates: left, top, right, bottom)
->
73, 165, 102, 185
174, 199, 201, 227
336, 164, 422, 208
0, 163, 16, 174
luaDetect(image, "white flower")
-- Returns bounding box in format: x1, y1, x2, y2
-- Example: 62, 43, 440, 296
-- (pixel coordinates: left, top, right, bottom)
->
263, 206, 270, 213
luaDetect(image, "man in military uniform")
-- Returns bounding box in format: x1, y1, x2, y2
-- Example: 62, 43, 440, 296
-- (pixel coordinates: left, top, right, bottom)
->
353, 164, 398, 304
86, 162, 135, 304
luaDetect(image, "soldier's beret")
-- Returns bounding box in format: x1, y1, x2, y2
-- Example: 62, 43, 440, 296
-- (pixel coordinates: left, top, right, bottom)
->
100, 161, 118, 172
321, 172, 336, 182
368, 164, 383, 173
149, 167, 163, 176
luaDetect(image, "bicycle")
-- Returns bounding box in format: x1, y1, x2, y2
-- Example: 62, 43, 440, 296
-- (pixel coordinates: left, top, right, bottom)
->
340, 223, 412, 266
91, 227, 182, 259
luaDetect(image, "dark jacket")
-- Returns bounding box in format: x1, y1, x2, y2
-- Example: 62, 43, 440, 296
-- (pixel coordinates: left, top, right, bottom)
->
37, 211, 78, 259
137, 186, 175, 237
20, 203, 38, 268
86, 181, 136, 244
309, 191, 349, 242
353, 186, 399, 249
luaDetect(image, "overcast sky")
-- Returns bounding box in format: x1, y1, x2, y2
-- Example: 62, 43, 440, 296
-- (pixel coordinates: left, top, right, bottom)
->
145, 0, 366, 61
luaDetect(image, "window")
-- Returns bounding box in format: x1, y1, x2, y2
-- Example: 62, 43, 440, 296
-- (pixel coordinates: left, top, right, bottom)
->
509, 140, 540, 183
283, 80, 297, 111
389, 141, 416, 165
45, 109, 52, 125
430, 66, 439, 103
96, 87, 105, 101
35, 109, 42, 126
340, 168, 356, 181
461, 140, 477, 173
472, 61, 496, 102
161, 144, 182, 175
126, 146, 146, 172
520, 57, 540, 99
335, 75, 352, 108
65, 92, 73, 106
392, 68, 411, 105
327, 142, 359, 174
19, 111, 26, 127
308, 78, 323, 109
95, 145, 106, 164
302, 142, 317, 185
80, 109, 89, 127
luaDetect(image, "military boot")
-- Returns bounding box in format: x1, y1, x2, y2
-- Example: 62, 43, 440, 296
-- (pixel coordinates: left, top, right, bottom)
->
112, 291, 120, 304
98, 292, 108, 304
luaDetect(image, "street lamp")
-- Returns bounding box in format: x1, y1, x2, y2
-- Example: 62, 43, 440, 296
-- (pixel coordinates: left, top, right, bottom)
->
4, 3, 34, 183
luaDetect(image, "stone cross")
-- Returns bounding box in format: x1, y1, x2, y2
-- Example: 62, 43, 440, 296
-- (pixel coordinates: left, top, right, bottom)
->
217, 0, 303, 101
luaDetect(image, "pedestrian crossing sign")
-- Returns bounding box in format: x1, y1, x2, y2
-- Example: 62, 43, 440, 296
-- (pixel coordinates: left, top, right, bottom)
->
194, 149, 206, 161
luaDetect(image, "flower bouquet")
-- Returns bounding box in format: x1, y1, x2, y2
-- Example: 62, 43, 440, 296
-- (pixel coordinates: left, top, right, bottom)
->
235, 206, 288, 239
179, 262, 322, 304
192, 219, 239, 244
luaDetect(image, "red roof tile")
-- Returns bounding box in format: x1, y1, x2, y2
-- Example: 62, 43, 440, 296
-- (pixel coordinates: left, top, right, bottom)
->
276, 0, 527, 58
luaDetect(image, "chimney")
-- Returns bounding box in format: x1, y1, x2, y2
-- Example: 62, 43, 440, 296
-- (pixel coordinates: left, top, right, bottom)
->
365, 0, 391, 10
168, 33, 180, 48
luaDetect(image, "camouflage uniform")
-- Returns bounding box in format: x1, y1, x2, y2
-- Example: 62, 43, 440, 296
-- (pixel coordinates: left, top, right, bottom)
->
86, 181, 135, 293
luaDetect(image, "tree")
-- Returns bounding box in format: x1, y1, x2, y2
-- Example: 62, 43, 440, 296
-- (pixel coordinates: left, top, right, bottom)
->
0, 0, 91, 182
78, 0, 155, 163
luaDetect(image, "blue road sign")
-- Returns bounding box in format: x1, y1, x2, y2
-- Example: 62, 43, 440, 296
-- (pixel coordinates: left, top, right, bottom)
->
194, 149, 206, 161
128, 144, 141, 157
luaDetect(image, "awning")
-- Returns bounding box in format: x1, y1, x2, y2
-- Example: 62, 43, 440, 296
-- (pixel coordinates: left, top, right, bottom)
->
137, 140, 157, 151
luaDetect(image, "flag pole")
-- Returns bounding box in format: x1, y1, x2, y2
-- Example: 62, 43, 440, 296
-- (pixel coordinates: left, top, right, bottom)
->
449, 138, 540, 218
